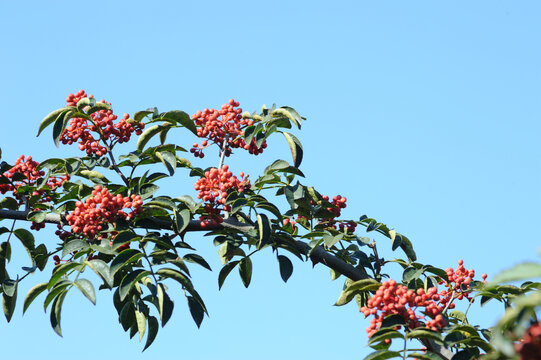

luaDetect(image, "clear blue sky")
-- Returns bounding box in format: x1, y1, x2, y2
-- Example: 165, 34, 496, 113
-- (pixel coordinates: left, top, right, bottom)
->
0, 1, 540, 359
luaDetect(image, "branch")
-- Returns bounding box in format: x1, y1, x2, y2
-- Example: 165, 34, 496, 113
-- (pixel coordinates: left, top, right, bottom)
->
0, 207, 454, 359
0, 208, 366, 280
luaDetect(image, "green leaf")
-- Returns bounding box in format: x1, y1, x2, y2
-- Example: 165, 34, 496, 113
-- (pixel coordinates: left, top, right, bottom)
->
134, 110, 154, 122
14, 228, 35, 252
487, 262, 541, 287
85, 259, 114, 288
406, 328, 443, 343
239, 257, 253, 288
218, 261, 240, 290
157, 283, 174, 327
50, 291, 67, 337
407, 352, 442, 360
73, 279, 96, 305
62, 239, 90, 258
27, 210, 46, 223
156, 151, 176, 176
183, 253, 212, 271
187, 295, 205, 328
48, 262, 82, 290
137, 125, 161, 151
449, 310, 467, 323
37, 108, 68, 137
135, 306, 147, 341
403, 267, 424, 283
23, 282, 48, 314
282, 132, 303, 168
110, 249, 144, 276
0, 241, 11, 262
119, 269, 150, 301
2, 280, 17, 322
174, 208, 191, 233
363, 350, 401, 360
52, 110, 72, 147
257, 213, 271, 249
277, 255, 293, 283
143, 316, 159, 351
272, 107, 303, 129
161, 110, 196, 134
76, 170, 110, 183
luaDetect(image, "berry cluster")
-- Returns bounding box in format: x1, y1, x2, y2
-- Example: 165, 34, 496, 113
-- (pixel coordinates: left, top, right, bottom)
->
316, 195, 357, 233
515, 322, 541, 360
360, 260, 484, 340
194, 165, 250, 227
0, 155, 69, 230
64, 185, 143, 240
61, 90, 145, 156
360, 280, 446, 338
190, 99, 266, 158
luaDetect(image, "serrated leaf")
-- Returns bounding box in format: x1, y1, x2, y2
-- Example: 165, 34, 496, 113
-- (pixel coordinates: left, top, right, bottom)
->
73, 279, 96, 305
23, 282, 47, 314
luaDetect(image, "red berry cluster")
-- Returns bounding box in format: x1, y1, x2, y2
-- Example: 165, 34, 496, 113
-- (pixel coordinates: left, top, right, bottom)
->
190, 99, 267, 158
361, 260, 484, 339
0, 155, 69, 230
360, 280, 446, 338
515, 322, 541, 360
64, 185, 143, 240
315, 195, 357, 233
61, 90, 145, 156
194, 165, 250, 227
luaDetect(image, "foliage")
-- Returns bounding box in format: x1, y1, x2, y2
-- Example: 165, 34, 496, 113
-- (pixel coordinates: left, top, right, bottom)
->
0, 91, 539, 359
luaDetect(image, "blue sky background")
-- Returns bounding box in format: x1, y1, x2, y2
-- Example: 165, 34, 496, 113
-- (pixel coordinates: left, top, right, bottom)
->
0, 1, 540, 359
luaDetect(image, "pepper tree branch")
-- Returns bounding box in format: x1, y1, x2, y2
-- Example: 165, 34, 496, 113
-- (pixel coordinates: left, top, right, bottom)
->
0, 207, 453, 359
0, 208, 367, 281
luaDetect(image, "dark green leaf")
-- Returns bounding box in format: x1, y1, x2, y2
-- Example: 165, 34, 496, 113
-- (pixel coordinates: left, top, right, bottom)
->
14, 228, 35, 251
363, 350, 401, 360
119, 269, 150, 301
50, 291, 67, 336
156, 151, 176, 176
174, 208, 191, 233
218, 261, 239, 290
282, 132, 303, 168
183, 253, 212, 271
62, 239, 89, 258
137, 125, 162, 151
257, 213, 271, 249
135, 306, 147, 341
143, 316, 159, 351
277, 255, 293, 283
37, 108, 68, 137
2, 280, 17, 322
187, 295, 205, 328
23, 282, 47, 314
110, 249, 144, 276
239, 257, 253, 288
157, 283, 174, 327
